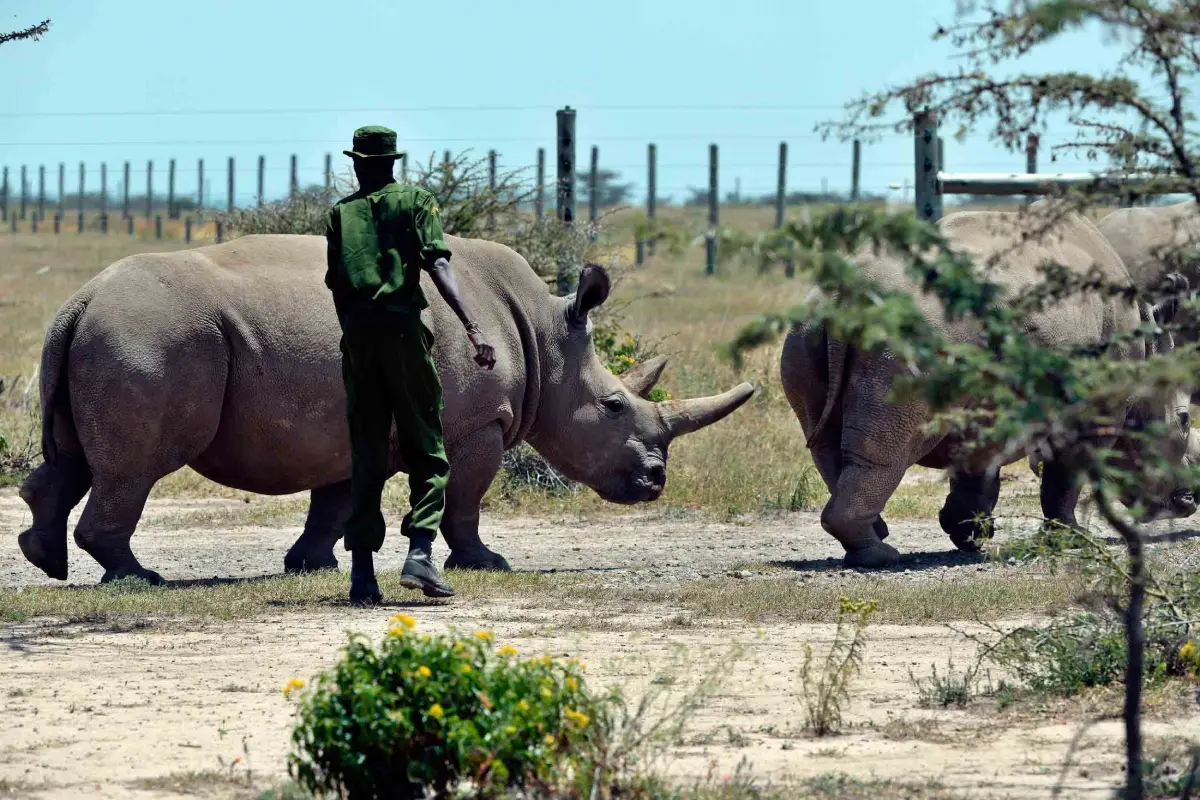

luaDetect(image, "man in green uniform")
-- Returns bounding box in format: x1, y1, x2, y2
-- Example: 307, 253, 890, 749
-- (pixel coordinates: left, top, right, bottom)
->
325, 126, 496, 605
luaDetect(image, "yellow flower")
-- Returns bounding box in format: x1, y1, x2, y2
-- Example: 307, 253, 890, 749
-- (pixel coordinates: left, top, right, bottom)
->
428, 703, 444, 719
460, 664, 472, 675
565, 709, 590, 728
505, 726, 517, 735
517, 700, 530, 712
389, 613, 416, 630
544, 734, 556, 746
541, 688, 553, 700
498, 645, 518, 657
282, 677, 306, 697
416, 665, 432, 679
1182, 641, 1196, 661
475, 630, 495, 642
565, 677, 578, 692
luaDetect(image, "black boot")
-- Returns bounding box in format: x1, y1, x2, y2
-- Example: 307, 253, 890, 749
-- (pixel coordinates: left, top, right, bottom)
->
349, 550, 383, 606
400, 535, 456, 598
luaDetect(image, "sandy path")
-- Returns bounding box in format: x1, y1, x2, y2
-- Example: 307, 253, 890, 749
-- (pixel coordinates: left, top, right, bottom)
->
2, 607, 1194, 799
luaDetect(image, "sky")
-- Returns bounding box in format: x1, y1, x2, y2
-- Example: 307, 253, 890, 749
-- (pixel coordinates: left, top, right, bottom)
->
0, 0, 1125, 209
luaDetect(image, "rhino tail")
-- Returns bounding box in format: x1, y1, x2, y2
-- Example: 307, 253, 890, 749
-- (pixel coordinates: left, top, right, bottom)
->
805, 329, 848, 448
39, 297, 88, 466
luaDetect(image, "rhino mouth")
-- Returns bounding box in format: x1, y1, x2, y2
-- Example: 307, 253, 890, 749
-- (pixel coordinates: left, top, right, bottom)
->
1132, 488, 1198, 522
596, 462, 666, 504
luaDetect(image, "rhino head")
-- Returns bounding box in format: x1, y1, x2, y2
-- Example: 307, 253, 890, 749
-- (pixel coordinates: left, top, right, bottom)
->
526, 264, 755, 503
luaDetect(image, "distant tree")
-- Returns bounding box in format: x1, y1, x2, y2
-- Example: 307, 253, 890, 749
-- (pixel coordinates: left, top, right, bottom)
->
1, 19, 50, 47
575, 168, 634, 207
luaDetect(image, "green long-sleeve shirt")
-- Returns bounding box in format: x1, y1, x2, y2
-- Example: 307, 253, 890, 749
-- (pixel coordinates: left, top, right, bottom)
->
324, 183, 452, 326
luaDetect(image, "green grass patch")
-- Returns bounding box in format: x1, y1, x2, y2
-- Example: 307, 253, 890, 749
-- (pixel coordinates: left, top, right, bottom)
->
0, 566, 1086, 626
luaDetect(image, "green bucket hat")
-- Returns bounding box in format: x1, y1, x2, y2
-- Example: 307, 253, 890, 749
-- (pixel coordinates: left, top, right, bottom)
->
344, 125, 405, 160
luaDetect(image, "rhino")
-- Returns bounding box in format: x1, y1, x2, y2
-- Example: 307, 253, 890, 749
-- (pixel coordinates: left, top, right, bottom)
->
781, 201, 1197, 568
17, 234, 755, 584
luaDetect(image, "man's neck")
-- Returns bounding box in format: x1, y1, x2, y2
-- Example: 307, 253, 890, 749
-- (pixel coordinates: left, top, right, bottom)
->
359, 176, 394, 193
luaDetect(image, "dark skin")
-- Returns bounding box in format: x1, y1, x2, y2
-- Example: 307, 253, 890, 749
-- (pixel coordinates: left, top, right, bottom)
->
348, 158, 495, 605
353, 158, 496, 370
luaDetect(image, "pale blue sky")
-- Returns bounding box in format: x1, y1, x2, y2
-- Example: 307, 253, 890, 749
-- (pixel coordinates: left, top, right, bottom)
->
1, 0, 1121, 207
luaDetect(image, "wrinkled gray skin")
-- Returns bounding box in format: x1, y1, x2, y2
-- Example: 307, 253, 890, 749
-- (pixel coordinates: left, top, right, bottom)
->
781, 202, 1197, 568
18, 234, 755, 584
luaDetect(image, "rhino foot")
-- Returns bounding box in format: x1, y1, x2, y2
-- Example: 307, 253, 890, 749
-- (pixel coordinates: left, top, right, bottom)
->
283, 547, 339, 574
18, 529, 68, 581
843, 541, 901, 569
444, 548, 512, 572
100, 566, 165, 586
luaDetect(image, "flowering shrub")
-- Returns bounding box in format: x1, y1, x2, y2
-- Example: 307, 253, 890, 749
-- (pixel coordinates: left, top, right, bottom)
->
591, 320, 671, 402
285, 615, 605, 799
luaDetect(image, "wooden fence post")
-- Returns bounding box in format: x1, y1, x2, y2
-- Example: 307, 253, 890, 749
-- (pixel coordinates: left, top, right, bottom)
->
100, 163, 107, 219
123, 161, 130, 218
227, 157, 234, 213
705, 143, 718, 275
777, 142, 794, 278
168, 158, 176, 219
647, 142, 657, 257
535, 147, 545, 220
20, 166, 27, 220
38, 165, 45, 220
851, 139, 862, 202
290, 154, 298, 199
1025, 134, 1039, 206
555, 106, 577, 295
146, 160, 153, 220
257, 156, 265, 207
488, 149, 497, 234
913, 110, 942, 222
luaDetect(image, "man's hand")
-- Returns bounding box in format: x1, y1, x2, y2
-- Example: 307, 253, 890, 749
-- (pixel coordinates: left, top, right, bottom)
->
469, 330, 496, 371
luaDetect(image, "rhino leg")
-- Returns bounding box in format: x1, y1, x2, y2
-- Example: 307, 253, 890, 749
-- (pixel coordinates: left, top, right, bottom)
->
1039, 456, 1084, 531
17, 455, 92, 580
283, 481, 350, 573
811, 438, 890, 542
822, 461, 905, 568
938, 471, 1001, 552
72, 476, 164, 585
442, 425, 511, 571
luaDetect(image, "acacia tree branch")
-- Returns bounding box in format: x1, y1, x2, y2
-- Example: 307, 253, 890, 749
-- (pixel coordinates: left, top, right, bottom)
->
0, 19, 50, 46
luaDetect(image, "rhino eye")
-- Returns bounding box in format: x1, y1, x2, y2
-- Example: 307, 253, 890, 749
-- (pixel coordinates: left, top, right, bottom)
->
601, 395, 627, 415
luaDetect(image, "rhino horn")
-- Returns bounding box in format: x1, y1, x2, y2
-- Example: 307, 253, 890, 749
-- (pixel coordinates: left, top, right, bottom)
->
660, 382, 756, 439
621, 355, 670, 398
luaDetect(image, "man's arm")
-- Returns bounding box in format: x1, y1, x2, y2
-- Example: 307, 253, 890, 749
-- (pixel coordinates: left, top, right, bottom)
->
416, 197, 496, 371
324, 206, 349, 319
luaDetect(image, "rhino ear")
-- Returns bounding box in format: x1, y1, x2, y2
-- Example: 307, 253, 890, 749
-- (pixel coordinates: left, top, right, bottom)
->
569, 264, 610, 328
1153, 272, 1190, 325
621, 355, 670, 398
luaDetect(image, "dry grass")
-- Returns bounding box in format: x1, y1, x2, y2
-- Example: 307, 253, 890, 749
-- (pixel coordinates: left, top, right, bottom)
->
0, 564, 1085, 626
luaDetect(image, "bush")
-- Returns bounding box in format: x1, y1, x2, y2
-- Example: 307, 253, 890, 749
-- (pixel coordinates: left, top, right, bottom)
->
800, 597, 877, 736
286, 615, 605, 799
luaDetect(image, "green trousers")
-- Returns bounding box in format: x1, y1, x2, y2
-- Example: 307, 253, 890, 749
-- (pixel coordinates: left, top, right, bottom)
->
339, 323, 450, 553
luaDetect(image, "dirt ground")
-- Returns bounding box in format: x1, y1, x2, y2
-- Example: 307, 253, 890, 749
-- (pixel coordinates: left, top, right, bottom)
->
3, 488, 1200, 799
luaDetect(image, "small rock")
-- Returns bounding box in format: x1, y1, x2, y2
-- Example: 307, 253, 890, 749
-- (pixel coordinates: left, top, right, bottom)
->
732, 570, 753, 579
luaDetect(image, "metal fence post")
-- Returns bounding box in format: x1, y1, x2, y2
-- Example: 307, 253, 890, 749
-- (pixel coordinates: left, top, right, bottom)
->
100, 162, 108, 220
20, 166, 27, 220
1025, 134, 1039, 206
155, 214, 163, 239
216, 219, 224, 244
127, 214, 134, 237
146, 160, 153, 219
1, 166, 7, 222
77, 162, 85, 223
31, 212, 37, 234
197, 159, 204, 214
913, 110, 942, 222
324, 153, 332, 191
535, 147, 545, 220
290, 154, 298, 199
58, 163, 65, 218
185, 217, 192, 243
705, 143, 718, 275
257, 156, 265, 207
777, 142, 793, 277
227, 157, 235, 213
555, 106, 577, 295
